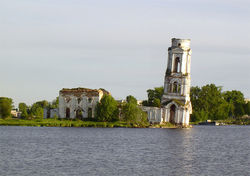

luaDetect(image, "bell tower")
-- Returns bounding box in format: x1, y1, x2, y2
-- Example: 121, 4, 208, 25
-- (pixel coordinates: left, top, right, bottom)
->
161, 38, 192, 126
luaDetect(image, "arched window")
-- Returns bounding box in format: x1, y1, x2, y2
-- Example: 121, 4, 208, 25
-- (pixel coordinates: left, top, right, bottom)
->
46, 109, 50, 118
173, 57, 181, 73
178, 85, 181, 93
168, 83, 172, 93
76, 109, 83, 119
170, 104, 176, 124
173, 82, 178, 93
78, 98, 82, 104
88, 98, 92, 103
88, 108, 92, 118
66, 108, 70, 118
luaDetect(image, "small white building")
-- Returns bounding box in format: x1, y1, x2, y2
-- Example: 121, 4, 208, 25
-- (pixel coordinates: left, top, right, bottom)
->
11, 109, 21, 118
245, 98, 250, 103
58, 87, 110, 119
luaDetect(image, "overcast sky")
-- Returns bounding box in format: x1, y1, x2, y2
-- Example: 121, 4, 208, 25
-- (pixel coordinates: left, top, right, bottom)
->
0, 0, 250, 107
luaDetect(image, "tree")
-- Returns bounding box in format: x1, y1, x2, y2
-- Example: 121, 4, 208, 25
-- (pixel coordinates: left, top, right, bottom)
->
126, 95, 137, 104
0, 97, 13, 118
28, 100, 50, 119
30, 102, 45, 119
51, 97, 59, 109
95, 94, 119, 122
18, 102, 28, 119
234, 103, 245, 117
152, 98, 161, 108
122, 95, 148, 126
223, 90, 245, 104
244, 102, 250, 115
223, 90, 245, 117
144, 86, 164, 107
35, 100, 49, 109
190, 84, 230, 121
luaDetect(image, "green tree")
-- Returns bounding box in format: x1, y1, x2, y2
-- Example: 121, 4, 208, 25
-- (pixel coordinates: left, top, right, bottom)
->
35, 100, 49, 109
234, 103, 245, 117
142, 100, 149, 106
30, 103, 44, 119
244, 102, 250, 115
126, 95, 137, 104
145, 86, 164, 107
152, 98, 161, 107
122, 95, 148, 125
0, 97, 13, 118
51, 97, 59, 109
95, 94, 119, 122
223, 90, 245, 104
223, 90, 245, 117
190, 84, 230, 121
18, 102, 28, 119
190, 86, 201, 111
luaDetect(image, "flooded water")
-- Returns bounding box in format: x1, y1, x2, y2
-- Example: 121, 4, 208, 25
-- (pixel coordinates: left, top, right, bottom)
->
0, 126, 250, 176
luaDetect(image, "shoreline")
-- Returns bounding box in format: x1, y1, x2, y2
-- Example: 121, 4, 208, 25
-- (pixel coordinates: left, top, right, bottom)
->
0, 119, 178, 128
190, 118, 250, 126
1, 119, 249, 128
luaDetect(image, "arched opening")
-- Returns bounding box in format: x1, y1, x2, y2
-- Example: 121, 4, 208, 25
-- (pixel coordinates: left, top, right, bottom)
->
46, 109, 50, 118
173, 82, 178, 93
169, 83, 172, 93
66, 108, 70, 118
78, 98, 81, 104
178, 85, 181, 93
170, 105, 176, 123
173, 57, 180, 73
88, 108, 92, 118
88, 98, 92, 103
76, 109, 83, 119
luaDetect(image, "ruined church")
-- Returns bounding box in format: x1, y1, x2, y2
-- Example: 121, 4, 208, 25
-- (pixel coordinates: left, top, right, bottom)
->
44, 88, 110, 119
144, 38, 192, 126
58, 88, 110, 119
44, 38, 192, 126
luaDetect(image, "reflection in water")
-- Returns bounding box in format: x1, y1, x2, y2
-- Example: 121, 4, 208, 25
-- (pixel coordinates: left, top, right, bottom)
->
0, 126, 250, 176
179, 129, 194, 175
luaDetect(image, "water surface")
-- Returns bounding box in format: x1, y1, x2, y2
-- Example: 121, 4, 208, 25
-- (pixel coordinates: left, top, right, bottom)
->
0, 126, 250, 176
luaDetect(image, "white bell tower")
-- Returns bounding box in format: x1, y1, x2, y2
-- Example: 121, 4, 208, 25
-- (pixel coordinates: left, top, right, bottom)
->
161, 38, 192, 126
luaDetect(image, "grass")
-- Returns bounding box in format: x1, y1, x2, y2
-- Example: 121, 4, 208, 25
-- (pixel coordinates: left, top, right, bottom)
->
216, 117, 250, 125
0, 118, 151, 128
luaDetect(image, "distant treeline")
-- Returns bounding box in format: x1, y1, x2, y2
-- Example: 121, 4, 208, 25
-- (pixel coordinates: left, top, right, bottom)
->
0, 97, 59, 119
141, 84, 250, 122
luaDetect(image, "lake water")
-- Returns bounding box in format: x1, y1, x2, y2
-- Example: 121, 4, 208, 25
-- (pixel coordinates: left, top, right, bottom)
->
0, 126, 250, 176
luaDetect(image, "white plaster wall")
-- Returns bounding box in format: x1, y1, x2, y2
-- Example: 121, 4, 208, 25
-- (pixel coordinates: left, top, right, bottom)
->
172, 38, 191, 50
43, 108, 59, 119
59, 93, 100, 119
142, 103, 191, 126
141, 106, 163, 123
50, 109, 59, 118
43, 108, 47, 119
